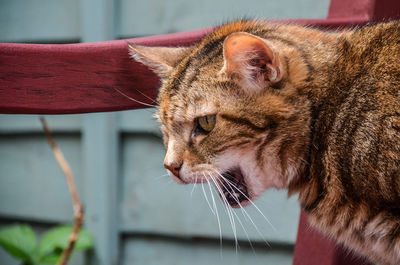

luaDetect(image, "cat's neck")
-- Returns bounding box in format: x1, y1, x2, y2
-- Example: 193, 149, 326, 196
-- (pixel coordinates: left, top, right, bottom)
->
284, 26, 354, 207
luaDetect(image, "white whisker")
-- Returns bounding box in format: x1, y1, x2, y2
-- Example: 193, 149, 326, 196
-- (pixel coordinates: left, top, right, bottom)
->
206, 175, 223, 257
201, 173, 216, 216
209, 174, 239, 253
191, 175, 198, 197
153, 173, 169, 180
210, 174, 257, 254
217, 174, 258, 249
216, 170, 277, 232
113, 87, 156, 108
216, 172, 270, 248
163, 179, 175, 186
134, 88, 157, 103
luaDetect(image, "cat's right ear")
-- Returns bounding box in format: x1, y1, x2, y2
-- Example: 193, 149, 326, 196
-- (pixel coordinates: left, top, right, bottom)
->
128, 43, 189, 79
220, 32, 283, 94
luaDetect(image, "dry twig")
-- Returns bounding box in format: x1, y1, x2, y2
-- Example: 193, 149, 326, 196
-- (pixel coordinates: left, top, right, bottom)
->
40, 117, 84, 265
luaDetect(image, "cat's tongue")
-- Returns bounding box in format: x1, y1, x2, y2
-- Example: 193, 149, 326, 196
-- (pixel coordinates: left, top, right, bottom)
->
219, 168, 249, 207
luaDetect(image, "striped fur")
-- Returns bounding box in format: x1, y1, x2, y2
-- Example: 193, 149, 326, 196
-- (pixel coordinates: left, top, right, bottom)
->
130, 20, 400, 264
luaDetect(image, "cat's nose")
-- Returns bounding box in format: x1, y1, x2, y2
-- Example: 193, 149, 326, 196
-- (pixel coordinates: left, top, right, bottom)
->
164, 162, 182, 178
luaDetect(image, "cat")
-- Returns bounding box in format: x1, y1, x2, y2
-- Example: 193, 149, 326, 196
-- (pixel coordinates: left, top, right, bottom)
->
128, 20, 400, 265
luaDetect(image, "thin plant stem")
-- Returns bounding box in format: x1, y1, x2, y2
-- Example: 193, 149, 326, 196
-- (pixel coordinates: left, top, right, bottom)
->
40, 117, 84, 265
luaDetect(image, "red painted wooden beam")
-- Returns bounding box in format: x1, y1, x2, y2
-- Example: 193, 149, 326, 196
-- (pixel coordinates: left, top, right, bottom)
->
8, 0, 400, 115
0, 19, 375, 115
0, 28, 210, 114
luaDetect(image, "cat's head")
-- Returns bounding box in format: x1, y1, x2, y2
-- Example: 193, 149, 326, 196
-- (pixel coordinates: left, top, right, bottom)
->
129, 21, 311, 207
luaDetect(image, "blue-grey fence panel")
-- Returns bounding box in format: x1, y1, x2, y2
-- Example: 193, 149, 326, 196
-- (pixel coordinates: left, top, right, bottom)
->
82, 113, 119, 265
0, 0, 81, 42
0, 131, 83, 222
0, 115, 82, 133
121, 236, 293, 265
116, 0, 330, 38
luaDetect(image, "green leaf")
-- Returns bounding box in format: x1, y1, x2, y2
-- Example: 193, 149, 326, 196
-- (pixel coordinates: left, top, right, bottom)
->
0, 225, 36, 263
37, 251, 62, 264
38, 225, 93, 264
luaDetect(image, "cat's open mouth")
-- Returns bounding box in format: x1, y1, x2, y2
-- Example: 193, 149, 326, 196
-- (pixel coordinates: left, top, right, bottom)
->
218, 168, 249, 208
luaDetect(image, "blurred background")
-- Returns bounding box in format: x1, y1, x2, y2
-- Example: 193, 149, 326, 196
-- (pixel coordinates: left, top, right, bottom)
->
0, 0, 329, 264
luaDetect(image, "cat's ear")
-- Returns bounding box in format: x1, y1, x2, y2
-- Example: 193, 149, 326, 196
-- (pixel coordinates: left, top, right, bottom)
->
220, 32, 283, 93
128, 43, 188, 79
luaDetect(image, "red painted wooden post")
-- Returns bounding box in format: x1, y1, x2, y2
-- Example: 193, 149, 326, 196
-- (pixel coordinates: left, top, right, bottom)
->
327, 0, 400, 21
293, 211, 374, 265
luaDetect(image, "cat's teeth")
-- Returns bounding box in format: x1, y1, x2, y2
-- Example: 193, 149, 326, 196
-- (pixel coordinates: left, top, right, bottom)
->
234, 193, 240, 198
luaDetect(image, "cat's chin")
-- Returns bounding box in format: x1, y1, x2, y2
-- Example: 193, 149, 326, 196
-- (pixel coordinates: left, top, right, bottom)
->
217, 168, 251, 208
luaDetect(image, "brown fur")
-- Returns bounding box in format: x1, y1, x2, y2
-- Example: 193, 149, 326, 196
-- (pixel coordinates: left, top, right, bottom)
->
130, 20, 400, 264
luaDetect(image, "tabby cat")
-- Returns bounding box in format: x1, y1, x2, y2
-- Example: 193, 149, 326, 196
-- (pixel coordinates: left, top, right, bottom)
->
129, 20, 400, 264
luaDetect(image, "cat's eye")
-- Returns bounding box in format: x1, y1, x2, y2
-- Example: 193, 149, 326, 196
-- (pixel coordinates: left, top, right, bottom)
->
197, 115, 216, 134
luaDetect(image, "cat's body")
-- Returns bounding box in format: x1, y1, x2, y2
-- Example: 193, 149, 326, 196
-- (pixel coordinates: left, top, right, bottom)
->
129, 20, 400, 264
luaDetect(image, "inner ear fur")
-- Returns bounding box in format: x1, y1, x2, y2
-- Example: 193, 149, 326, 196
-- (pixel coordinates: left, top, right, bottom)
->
128, 43, 189, 79
221, 32, 283, 93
